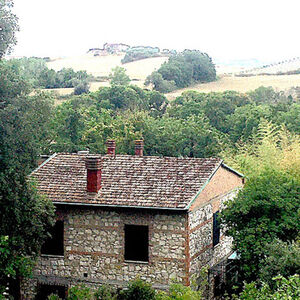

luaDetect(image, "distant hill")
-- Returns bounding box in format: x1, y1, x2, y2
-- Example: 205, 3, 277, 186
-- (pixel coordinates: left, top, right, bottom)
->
216, 57, 300, 75
45, 54, 300, 98
47, 53, 169, 87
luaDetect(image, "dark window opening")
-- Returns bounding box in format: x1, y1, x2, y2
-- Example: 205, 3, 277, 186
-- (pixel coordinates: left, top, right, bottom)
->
213, 211, 220, 247
35, 284, 67, 300
213, 274, 223, 298
124, 224, 149, 262
41, 220, 64, 256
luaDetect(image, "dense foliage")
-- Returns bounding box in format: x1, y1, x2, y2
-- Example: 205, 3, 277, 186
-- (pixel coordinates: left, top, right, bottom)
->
0, 60, 55, 295
109, 66, 131, 86
121, 46, 161, 64
145, 50, 216, 92
234, 275, 300, 300
47, 279, 203, 300
220, 170, 300, 284
1, 51, 299, 297
0, 0, 19, 58
41, 84, 300, 164
3, 57, 91, 90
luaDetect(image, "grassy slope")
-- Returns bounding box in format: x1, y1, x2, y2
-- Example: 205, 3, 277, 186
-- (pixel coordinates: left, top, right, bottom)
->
46, 54, 300, 99
166, 74, 300, 100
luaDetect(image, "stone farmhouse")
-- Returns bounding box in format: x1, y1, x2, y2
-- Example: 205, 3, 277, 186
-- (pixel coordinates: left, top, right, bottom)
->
21, 140, 243, 299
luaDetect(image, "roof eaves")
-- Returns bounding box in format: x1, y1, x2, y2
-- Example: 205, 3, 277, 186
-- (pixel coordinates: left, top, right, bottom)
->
185, 159, 223, 210
52, 201, 188, 212
221, 162, 244, 178
31, 153, 57, 175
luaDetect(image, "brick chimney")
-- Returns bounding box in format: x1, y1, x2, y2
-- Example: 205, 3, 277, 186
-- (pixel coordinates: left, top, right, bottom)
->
134, 140, 144, 156
85, 156, 102, 193
106, 139, 116, 155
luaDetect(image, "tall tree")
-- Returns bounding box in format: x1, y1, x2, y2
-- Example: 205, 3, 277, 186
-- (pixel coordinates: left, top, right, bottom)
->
220, 169, 300, 285
109, 66, 131, 86
0, 64, 55, 296
0, 0, 19, 58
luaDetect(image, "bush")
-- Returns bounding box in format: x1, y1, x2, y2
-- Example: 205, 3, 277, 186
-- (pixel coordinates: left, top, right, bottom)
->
67, 284, 93, 300
74, 81, 90, 95
234, 275, 300, 300
94, 285, 118, 300
47, 294, 62, 300
119, 278, 156, 300
156, 283, 203, 300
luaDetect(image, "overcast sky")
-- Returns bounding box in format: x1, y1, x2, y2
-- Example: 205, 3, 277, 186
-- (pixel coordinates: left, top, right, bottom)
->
11, 0, 300, 62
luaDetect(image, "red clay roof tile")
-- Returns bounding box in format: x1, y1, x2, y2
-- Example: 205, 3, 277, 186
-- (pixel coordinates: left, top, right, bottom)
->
31, 153, 222, 209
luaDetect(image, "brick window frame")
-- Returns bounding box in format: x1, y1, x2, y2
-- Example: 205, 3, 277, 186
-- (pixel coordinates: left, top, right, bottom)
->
120, 213, 153, 264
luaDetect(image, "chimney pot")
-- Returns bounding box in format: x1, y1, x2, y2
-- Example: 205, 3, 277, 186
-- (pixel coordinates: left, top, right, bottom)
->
85, 156, 102, 193
134, 140, 144, 156
106, 139, 116, 155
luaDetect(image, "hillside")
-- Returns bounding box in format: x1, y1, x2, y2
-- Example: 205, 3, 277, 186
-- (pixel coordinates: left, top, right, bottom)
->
166, 74, 300, 100
47, 53, 169, 87
46, 54, 300, 98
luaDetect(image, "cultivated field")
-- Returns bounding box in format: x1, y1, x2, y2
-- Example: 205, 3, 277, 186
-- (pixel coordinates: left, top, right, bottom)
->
45, 54, 300, 100
166, 74, 300, 100
47, 53, 168, 81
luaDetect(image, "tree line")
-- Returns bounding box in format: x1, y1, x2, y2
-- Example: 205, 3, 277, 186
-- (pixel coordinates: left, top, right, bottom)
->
2, 57, 90, 93
145, 50, 216, 92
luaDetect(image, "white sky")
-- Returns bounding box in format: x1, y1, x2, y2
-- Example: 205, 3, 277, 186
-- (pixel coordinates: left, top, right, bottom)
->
11, 0, 300, 62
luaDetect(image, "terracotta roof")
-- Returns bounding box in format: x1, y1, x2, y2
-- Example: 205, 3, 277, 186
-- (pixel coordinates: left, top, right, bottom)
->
31, 153, 222, 210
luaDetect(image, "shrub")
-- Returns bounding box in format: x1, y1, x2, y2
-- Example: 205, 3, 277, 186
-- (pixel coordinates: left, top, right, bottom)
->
74, 81, 90, 95
67, 284, 93, 300
47, 294, 62, 300
94, 285, 118, 300
118, 278, 156, 300
234, 274, 300, 300
156, 283, 203, 300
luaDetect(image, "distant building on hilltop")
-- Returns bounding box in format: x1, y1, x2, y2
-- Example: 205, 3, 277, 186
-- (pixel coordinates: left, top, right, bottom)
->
103, 43, 130, 54
87, 43, 130, 56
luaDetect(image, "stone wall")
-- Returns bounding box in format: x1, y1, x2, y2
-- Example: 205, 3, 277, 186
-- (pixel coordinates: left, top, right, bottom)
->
188, 189, 238, 281
21, 207, 187, 299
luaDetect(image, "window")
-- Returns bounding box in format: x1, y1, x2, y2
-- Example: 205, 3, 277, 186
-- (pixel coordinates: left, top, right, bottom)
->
213, 211, 220, 246
41, 220, 64, 256
124, 225, 149, 262
36, 284, 67, 300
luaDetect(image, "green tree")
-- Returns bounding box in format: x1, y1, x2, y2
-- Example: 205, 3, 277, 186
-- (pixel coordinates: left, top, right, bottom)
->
148, 50, 216, 92
0, 0, 19, 58
259, 239, 300, 286
0, 61, 31, 101
0, 65, 55, 295
145, 71, 176, 93
226, 104, 271, 142
235, 275, 300, 300
221, 120, 300, 180
220, 169, 300, 284
109, 66, 131, 86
